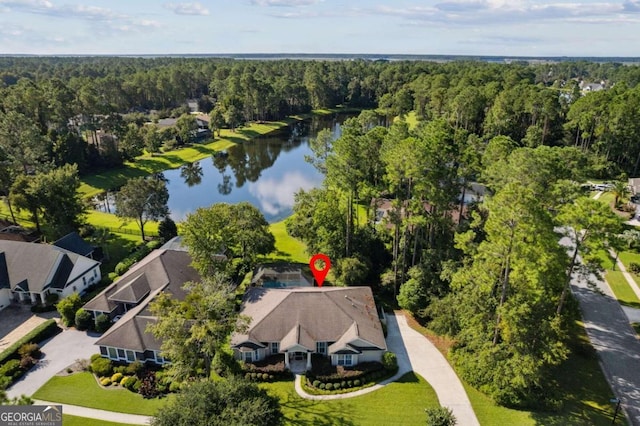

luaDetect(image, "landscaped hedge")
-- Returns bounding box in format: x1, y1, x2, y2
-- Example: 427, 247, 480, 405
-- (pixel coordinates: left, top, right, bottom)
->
0, 319, 59, 365
241, 354, 293, 381
306, 358, 385, 383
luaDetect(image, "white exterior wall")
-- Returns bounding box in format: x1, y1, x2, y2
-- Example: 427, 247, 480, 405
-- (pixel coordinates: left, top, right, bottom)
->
0, 289, 11, 311
61, 266, 101, 298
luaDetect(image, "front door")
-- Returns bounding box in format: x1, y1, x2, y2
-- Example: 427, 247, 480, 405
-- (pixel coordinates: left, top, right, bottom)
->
293, 352, 305, 361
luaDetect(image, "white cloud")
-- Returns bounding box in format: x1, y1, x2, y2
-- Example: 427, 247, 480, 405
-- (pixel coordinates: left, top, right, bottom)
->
371, 1, 640, 26
248, 171, 319, 216
251, 0, 322, 7
163, 2, 209, 16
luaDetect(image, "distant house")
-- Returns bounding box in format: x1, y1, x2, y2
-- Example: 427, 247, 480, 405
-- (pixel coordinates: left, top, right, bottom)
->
84, 238, 201, 365
53, 232, 96, 259
231, 287, 387, 371
186, 99, 199, 113
580, 80, 605, 94
0, 241, 101, 310
251, 263, 314, 288
629, 178, 640, 196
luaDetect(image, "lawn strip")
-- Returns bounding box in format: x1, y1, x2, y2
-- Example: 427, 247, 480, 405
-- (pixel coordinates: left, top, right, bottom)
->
32, 372, 168, 416
62, 415, 137, 426
259, 372, 438, 426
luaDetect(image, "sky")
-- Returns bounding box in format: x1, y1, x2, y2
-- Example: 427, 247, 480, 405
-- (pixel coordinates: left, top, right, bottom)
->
0, 0, 639, 57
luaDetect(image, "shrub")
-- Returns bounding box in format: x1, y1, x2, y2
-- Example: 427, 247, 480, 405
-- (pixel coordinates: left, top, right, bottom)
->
138, 371, 159, 398
0, 319, 59, 366
90, 353, 103, 362
111, 372, 123, 383
91, 357, 113, 377
262, 373, 269, 381
18, 343, 40, 359
341, 381, 346, 388
45, 293, 59, 304
57, 293, 83, 327
169, 381, 181, 393
313, 380, 320, 388
354, 379, 361, 386
213, 350, 242, 377
325, 383, 333, 390
425, 407, 457, 426
0, 359, 22, 379
122, 376, 140, 391
19, 356, 36, 370
100, 378, 112, 386
334, 382, 341, 390
245, 373, 252, 380
158, 217, 178, 243
146, 239, 163, 250
125, 361, 144, 376
630, 262, 640, 274
347, 380, 353, 387
120, 376, 130, 386
318, 383, 325, 390
75, 309, 93, 331
382, 351, 398, 371
113, 365, 127, 374
95, 314, 112, 333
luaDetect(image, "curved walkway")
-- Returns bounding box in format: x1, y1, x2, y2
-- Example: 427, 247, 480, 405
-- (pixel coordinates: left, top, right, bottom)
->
33, 400, 151, 425
294, 312, 479, 426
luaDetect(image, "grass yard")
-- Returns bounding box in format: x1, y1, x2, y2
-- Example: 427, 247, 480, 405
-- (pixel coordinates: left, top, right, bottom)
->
605, 271, 640, 308
264, 219, 308, 264
260, 372, 439, 426
63, 415, 136, 426
33, 372, 169, 416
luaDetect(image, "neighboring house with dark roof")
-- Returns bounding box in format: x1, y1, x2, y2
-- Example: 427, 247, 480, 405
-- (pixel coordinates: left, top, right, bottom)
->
0, 241, 101, 310
84, 246, 201, 365
231, 287, 387, 371
53, 232, 95, 259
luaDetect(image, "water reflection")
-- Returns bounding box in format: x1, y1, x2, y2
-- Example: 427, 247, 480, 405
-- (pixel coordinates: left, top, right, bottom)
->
94, 114, 350, 222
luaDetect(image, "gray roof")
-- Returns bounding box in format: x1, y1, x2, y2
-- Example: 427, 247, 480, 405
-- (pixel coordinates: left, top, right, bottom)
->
53, 232, 94, 257
89, 248, 201, 354
232, 287, 386, 354
250, 263, 313, 286
0, 240, 100, 294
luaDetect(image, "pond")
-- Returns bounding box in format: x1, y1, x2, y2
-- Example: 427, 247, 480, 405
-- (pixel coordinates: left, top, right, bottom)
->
95, 114, 351, 223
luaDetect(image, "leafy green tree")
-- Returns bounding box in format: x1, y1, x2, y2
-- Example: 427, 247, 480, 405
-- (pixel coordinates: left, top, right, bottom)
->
336, 256, 369, 286
151, 377, 282, 426
0, 110, 49, 174
115, 176, 169, 242
57, 293, 83, 327
175, 114, 198, 143
158, 216, 178, 243
305, 128, 333, 175
209, 105, 225, 138
556, 197, 622, 315
181, 203, 274, 275
611, 180, 630, 208
75, 308, 93, 331
147, 273, 241, 380
397, 267, 428, 315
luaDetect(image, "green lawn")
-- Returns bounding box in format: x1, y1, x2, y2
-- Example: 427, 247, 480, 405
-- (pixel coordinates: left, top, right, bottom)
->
605, 271, 640, 308
465, 321, 625, 426
33, 372, 169, 416
260, 372, 439, 426
264, 219, 308, 264
63, 415, 136, 426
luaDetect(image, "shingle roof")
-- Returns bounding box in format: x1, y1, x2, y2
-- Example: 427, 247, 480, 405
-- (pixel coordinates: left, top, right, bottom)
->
88, 249, 201, 353
0, 240, 100, 294
53, 232, 94, 257
231, 287, 386, 354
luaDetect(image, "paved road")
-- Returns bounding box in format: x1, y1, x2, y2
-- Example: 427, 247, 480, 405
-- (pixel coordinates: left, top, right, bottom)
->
7, 328, 100, 399
567, 243, 640, 425
295, 313, 479, 426
33, 400, 151, 425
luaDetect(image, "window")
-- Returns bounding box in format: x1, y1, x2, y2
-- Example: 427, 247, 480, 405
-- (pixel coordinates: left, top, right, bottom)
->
337, 354, 353, 366
245, 351, 253, 363
270, 342, 279, 354
126, 350, 135, 362
155, 351, 165, 364
117, 349, 125, 358
316, 341, 327, 355
94, 269, 98, 278
82, 277, 86, 286
107, 347, 117, 359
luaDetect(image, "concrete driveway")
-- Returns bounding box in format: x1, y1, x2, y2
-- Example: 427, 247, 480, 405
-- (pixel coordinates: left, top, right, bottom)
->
7, 328, 101, 399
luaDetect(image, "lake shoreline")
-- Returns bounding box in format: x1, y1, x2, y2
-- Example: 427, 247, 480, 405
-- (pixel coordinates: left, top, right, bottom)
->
78, 107, 361, 199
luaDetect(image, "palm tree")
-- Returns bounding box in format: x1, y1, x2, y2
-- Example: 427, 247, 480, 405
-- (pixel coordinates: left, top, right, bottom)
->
612, 180, 631, 209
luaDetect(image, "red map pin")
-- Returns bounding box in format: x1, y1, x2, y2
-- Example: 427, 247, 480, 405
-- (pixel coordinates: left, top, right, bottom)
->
309, 254, 331, 287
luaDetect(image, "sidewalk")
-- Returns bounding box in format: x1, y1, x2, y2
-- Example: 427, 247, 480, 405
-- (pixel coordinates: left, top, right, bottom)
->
33, 400, 151, 425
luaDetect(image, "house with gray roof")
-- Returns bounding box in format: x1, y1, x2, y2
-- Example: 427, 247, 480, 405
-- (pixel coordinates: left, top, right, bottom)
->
231, 287, 386, 371
0, 240, 101, 310
53, 232, 96, 259
84, 245, 200, 365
